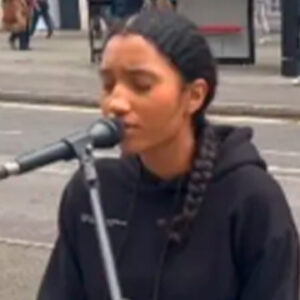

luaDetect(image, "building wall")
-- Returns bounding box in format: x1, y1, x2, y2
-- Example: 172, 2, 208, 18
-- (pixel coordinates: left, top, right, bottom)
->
58, 0, 87, 30
54, 0, 281, 31
57, 0, 80, 29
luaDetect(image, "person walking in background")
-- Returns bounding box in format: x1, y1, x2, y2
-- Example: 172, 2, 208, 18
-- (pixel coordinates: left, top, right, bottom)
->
30, 0, 53, 38
169, 0, 177, 10
156, 0, 174, 9
2, 0, 36, 50
112, 0, 144, 18
255, 0, 272, 44
270, 0, 279, 12
143, 0, 173, 10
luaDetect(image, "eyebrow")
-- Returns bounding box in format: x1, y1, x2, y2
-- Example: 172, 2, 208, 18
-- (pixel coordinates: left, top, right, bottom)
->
99, 67, 159, 79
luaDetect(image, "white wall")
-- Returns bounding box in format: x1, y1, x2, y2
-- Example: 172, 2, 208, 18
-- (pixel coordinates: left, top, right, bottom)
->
79, 0, 89, 30
49, 0, 60, 28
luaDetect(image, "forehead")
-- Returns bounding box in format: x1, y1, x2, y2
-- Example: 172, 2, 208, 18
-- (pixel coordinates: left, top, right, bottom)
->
100, 34, 170, 69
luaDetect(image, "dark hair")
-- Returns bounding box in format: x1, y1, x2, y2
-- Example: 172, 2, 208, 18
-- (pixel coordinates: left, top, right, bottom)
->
103, 10, 219, 243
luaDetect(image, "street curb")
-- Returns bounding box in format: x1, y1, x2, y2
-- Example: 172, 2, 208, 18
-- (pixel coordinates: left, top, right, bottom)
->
208, 103, 300, 120
0, 90, 97, 108
1, 90, 300, 120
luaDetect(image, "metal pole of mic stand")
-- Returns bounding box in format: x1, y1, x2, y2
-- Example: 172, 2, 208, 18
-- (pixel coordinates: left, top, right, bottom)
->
70, 137, 125, 300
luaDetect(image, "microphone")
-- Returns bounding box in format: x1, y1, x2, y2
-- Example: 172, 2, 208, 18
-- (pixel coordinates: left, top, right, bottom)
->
0, 118, 123, 180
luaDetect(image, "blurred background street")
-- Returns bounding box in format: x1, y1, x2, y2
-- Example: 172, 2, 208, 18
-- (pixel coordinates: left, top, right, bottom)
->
1, 0, 300, 298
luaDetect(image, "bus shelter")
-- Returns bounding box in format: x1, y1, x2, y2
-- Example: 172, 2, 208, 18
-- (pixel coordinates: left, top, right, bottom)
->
177, 0, 255, 64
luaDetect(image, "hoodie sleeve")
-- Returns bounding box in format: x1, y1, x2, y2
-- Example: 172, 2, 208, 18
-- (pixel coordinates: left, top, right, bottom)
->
37, 177, 88, 300
232, 170, 300, 300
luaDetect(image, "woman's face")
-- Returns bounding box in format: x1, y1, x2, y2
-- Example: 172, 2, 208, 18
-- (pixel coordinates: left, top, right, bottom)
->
100, 34, 201, 155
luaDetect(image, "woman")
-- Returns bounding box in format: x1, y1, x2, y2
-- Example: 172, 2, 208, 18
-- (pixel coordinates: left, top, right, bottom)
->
37, 10, 299, 300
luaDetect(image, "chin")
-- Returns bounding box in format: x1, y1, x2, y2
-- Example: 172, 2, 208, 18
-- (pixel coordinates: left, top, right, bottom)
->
120, 139, 149, 156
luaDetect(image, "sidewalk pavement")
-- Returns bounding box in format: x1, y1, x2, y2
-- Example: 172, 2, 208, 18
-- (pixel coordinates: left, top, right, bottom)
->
0, 31, 299, 119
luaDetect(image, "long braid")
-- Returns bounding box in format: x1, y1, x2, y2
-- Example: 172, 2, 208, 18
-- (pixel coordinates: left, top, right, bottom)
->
103, 10, 220, 244
159, 122, 219, 244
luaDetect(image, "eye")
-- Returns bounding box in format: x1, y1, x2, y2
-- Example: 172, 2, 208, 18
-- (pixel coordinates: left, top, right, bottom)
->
99, 68, 116, 93
132, 81, 152, 92
129, 76, 155, 93
102, 78, 115, 93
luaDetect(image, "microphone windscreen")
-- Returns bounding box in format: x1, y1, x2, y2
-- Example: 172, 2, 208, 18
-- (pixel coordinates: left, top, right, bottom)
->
89, 118, 123, 148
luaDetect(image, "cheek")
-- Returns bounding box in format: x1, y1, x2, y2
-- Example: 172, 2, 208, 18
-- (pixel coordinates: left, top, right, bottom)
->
139, 86, 183, 128
100, 98, 109, 116
121, 88, 184, 154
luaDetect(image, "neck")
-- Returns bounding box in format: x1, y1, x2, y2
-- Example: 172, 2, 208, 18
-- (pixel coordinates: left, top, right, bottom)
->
140, 123, 196, 180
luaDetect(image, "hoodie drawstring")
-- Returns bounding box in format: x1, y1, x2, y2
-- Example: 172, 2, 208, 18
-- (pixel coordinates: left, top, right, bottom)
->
152, 178, 185, 300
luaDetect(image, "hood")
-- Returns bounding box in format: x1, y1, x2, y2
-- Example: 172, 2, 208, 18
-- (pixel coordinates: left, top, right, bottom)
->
117, 125, 266, 189
213, 125, 266, 180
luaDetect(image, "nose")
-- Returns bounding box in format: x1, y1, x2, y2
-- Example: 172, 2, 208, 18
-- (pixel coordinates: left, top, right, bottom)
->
104, 96, 131, 119
102, 87, 131, 118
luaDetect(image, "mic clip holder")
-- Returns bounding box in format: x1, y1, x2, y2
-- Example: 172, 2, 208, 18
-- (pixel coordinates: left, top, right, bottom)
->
65, 134, 127, 300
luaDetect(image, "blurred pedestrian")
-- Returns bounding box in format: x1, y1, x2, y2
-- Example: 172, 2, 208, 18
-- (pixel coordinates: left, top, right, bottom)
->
255, 0, 272, 44
156, 0, 173, 9
112, 0, 144, 18
270, 0, 279, 12
2, 0, 36, 50
37, 10, 299, 300
169, 0, 177, 10
143, 0, 173, 10
30, 0, 53, 38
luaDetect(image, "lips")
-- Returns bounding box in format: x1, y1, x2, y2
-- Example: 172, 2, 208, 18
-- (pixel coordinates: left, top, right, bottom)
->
123, 121, 138, 129
123, 123, 139, 135
125, 125, 137, 130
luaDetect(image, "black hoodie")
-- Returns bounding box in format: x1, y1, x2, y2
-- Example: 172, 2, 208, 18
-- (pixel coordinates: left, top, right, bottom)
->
37, 126, 300, 300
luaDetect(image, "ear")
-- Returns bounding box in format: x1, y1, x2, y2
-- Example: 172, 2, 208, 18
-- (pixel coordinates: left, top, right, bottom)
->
184, 79, 208, 115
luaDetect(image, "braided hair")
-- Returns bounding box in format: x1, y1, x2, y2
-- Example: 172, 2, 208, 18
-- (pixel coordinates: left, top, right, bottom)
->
103, 10, 219, 243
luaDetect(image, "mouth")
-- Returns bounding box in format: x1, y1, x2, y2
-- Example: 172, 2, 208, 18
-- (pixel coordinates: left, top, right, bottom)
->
123, 123, 139, 135
123, 121, 138, 129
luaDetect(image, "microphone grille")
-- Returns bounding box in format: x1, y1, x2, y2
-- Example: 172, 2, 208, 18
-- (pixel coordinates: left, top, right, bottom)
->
89, 118, 123, 148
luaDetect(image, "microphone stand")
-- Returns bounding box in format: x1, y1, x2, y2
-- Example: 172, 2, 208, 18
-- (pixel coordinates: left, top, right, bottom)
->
65, 134, 126, 300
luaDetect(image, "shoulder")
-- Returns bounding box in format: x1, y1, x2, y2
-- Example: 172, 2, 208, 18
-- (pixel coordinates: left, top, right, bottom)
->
234, 165, 287, 210
226, 167, 299, 279
227, 165, 296, 240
